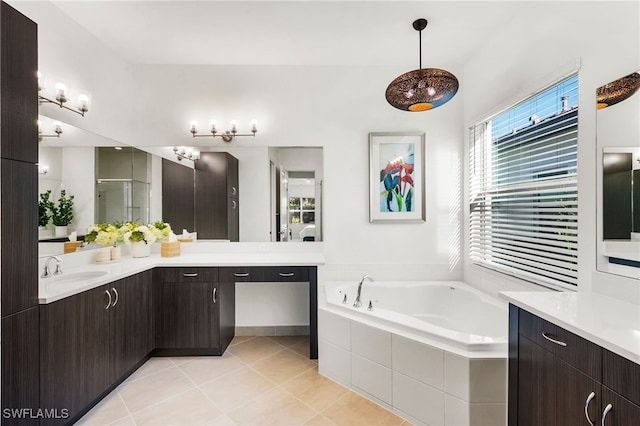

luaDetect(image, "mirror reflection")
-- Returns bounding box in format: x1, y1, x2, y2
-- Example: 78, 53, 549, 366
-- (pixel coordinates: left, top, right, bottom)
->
38, 116, 324, 256
596, 70, 640, 278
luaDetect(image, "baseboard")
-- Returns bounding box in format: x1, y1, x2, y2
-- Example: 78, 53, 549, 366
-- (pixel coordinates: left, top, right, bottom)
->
235, 325, 310, 336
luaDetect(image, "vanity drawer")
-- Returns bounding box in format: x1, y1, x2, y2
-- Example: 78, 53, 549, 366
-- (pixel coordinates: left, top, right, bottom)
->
266, 266, 310, 282
519, 309, 601, 380
158, 267, 218, 283
219, 267, 267, 282
603, 349, 640, 406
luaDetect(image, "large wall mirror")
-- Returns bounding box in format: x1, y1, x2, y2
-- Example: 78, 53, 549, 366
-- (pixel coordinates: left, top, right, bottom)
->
39, 114, 324, 256
596, 70, 640, 279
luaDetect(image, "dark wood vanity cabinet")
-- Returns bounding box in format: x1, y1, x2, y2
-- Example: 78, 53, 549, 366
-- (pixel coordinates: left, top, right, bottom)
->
155, 267, 235, 355
509, 305, 640, 426
195, 152, 239, 241
40, 272, 154, 425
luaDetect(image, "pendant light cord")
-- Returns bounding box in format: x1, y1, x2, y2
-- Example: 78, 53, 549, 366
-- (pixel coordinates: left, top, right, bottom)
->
418, 29, 422, 69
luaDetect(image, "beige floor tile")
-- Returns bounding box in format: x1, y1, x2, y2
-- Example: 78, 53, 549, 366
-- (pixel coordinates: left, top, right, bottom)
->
199, 366, 276, 413
108, 415, 136, 426
117, 366, 195, 413
303, 414, 337, 425
206, 413, 238, 425
266, 335, 310, 348
123, 357, 175, 382
289, 339, 312, 358
227, 336, 285, 364
400, 421, 415, 426
131, 388, 221, 425
226, 387, 317, 426
282, 368, 349, 412
250, 348, 317, 384
322, 392, 405, 426
178, 352, 245, 385
229, 336, 256, 347
76, 392, 130, 425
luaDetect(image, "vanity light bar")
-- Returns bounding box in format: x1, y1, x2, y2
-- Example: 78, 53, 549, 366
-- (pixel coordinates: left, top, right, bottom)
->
173, 146, 200, 162
37, 71, 90, 117
37, 120, 63, 142
189, 120, 257, 143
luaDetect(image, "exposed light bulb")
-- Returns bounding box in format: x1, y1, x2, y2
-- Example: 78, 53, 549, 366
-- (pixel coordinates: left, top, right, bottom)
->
209, 120, 217, 133
230, 120, 238, 133
251, 119, 258, 133
190, 121, 198, 134
78, 94, 90, 112
55, 83, 67, 103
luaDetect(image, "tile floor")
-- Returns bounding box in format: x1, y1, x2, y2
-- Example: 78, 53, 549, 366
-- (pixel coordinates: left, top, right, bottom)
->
77, 336, 411, 426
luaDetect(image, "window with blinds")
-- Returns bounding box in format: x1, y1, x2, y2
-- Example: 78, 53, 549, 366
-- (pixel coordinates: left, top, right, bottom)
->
469, 74, 579, 289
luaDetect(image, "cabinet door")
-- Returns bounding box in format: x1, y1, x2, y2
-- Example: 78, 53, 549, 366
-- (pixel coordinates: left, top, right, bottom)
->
601, 387, 640, 426
161, 158, 195, 232
109, 271, 154, 383
218, 280, 236, 354
556, 359, 602, 426
40, 286, 110, 425
228, 197, 239, 241
158, 282, 219, 349
518, 335, 557, 426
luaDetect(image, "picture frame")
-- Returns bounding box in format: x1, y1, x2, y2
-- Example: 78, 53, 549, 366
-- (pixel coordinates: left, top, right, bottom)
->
369, 131, 425, 222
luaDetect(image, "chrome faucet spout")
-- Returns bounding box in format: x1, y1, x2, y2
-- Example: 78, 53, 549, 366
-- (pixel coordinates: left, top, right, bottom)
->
353, 274, 373, 308
41, 256, 63, 278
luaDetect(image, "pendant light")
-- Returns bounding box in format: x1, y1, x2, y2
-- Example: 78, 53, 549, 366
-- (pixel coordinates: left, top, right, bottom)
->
596, 71, 640, 109
385, 19, 459, 111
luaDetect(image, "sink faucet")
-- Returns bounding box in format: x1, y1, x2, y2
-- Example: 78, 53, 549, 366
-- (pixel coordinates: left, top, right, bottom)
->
353, 274, 373, 308
41, 256, 63, 278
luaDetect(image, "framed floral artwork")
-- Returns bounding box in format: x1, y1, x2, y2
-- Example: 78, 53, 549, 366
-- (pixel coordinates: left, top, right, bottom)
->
369, 131, 425, 222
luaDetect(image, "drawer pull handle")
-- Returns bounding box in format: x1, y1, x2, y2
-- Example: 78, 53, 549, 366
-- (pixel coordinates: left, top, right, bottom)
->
112, 288, 119, 307
183, 273, 198, 277
213, 287, 217, 303
601, 403, 612, 426
231, 186, 237, 195
234, 272, 250, 277
279, 272, 295, 277
105, 290, 112, 310
542, 332, 567, 347
585, 391, 595, 426
232, 200, 237, 209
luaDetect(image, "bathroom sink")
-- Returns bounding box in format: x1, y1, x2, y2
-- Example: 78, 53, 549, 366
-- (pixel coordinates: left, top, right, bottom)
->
44, 270, 109, 285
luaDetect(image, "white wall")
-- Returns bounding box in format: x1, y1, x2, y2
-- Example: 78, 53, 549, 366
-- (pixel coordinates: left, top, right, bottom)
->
462, 1, 640, 298
132, 64, 465, 283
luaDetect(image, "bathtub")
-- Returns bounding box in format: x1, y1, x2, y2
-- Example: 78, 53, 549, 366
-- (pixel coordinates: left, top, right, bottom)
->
318, 280, 508, 426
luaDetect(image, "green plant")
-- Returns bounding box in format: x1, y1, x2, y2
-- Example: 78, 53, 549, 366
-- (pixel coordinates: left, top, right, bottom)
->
38, 190, 54, 227
52, 189, 75, 226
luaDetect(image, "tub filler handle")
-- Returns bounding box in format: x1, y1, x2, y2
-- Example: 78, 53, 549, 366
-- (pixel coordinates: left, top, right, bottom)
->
584, 391, 596, 426
342, 294, 348, 304
542, 332, 567, 347
367, 300, 373, 311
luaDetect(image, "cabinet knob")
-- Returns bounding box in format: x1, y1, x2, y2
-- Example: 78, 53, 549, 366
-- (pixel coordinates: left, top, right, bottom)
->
601, 403, 612, 426
231, 186, 237, 195
105, 290, 112, 309
232, 200, 237, 209
584, 391, 596, 426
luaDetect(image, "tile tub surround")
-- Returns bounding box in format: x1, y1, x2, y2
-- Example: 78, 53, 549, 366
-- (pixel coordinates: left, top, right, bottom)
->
318, 309, 507, 426
77, 336, 411, 426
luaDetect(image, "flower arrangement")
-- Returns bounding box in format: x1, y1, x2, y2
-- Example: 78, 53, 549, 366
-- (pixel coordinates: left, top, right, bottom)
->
86, 221, 172, 246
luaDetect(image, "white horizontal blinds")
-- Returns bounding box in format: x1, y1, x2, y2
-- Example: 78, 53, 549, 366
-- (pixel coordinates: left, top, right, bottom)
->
469, 74, 579, 288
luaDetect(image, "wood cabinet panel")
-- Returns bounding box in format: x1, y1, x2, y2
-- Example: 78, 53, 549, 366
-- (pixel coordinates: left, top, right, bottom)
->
219, 266, 267, 283
601, 387, 640, 426
1, 307, 40, 425
40, 286, 110, 425
1, 159, 38, 316
0, 2, 37, 163
603, 349, 640, 406
161, 158, 194, 233
157, 267, 219, 283
517, 335, 556, 426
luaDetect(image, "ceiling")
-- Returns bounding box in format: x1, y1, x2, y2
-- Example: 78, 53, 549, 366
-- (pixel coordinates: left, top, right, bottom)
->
48, 1, 523, 67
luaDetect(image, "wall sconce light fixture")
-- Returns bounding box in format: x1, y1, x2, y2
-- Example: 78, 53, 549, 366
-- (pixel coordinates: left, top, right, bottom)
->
189, 119, 257, 142
37, 163, 49, 175
37, 120, 63, 142
37, 71, 90, 117
173, 146, 200, 162
385, 19, 459, 111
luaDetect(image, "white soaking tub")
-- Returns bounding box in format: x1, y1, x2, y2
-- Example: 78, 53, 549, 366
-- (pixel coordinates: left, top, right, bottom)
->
318, 280, 508, 426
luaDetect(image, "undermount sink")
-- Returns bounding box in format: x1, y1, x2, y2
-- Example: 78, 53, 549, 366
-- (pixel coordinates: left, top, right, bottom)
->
44, 270, 109, 285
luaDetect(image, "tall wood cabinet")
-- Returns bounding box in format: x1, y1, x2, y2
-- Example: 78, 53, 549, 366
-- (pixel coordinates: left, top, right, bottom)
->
161, 158, 195, 233
195, 152, 239, 241
0, 2, 39, 423
509, 305, 640, 426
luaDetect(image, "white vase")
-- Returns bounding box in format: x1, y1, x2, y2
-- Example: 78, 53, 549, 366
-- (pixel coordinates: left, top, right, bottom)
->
110, 245, 122, 261
54, 225, 68, 237
129, 241, 151, 258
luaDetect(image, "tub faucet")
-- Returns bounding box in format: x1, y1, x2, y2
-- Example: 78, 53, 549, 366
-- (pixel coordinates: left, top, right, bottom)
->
41, 256, 63, 278
353, 274, 373, 308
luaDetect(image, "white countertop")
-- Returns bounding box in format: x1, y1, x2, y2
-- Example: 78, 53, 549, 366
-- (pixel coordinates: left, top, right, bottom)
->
39, 242, 325, 304
500, 291, 640, 365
